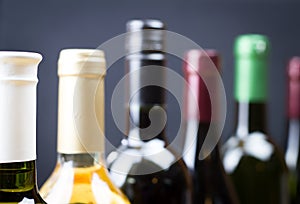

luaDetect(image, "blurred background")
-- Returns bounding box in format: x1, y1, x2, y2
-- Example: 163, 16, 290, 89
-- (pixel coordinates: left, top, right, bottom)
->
0, 0, 299, 186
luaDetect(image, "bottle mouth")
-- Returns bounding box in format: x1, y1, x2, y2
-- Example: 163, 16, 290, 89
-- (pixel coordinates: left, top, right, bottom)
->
288, 56, 300, 81
183, 49, 220, 76
59, 49, 104, 60
58, 49, 106, 77
0, 51, 42, 82
126, 19, 165, 31
234, 34, 269, 58
0, 51, 42, 64
125, 19, 166, 54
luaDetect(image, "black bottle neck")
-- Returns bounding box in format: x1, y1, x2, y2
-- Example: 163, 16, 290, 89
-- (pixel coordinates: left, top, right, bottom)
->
183, 119, 223, 171
194, 121, 222, 163
234, 102, 268, 138
126, 53, 167, 143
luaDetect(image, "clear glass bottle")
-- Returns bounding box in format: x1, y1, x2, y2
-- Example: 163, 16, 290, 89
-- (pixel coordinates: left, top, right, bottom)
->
222, 34, 288, 204
0, 51, 45, 203
182, 49, 239, 204
40, 49, 130, 204
107, 19, 192, 204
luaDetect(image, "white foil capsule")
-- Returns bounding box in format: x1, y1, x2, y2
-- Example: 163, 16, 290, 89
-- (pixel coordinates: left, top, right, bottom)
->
0, 51, 42, 163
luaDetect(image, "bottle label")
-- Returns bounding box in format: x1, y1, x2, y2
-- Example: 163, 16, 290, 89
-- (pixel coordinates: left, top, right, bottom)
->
235, 58, 267, 102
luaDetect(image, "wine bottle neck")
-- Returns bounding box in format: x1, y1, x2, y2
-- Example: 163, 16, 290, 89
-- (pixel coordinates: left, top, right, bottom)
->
285, 118, 300, 165
288, 75, 300, 119
182, 120, 221, 170
235, 102, 267, 138
127, 104, 167, 143
0, 53, 41, 163
285, 118, 300, 170
58, 153, 105, 168
57, 73, 105, 154
57, 49, 106, 155
126, 53, 167, 144
183, 74, 210, 122
0, 160, 38, 192
195, 122, 220, 155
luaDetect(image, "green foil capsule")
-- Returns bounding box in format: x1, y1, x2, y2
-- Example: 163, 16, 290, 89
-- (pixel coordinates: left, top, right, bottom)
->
234, 34, 270, 102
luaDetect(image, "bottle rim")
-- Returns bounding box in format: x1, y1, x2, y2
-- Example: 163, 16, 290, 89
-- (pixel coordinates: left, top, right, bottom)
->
0, 51, 42, 63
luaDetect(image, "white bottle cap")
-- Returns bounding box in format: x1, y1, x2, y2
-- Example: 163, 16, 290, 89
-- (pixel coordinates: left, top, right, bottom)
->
0, 51, 42, 163
57, 49, 106, 154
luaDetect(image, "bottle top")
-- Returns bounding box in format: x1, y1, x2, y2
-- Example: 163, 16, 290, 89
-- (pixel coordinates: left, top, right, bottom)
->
0, 51, 42, 163
183, 49, 220, 75
288, 57, 300, 118
234, 34, 269, 102
234, 34, 269, 58
183, 49, 221, 122
58, 49, 106, 77
288, 57, 300, 81
127, 19, 165, 31
0, 51, 42, 63
0, 51, 42, 81
126, 19, 166, 54
57, 49, 106, 154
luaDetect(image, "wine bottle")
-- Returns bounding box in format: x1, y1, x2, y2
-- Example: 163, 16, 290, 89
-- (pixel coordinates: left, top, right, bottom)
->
107, 19, 192, 204
221, 34, 289, 204
182, 49, 239, 204
39, 49, 130, 204
284, 57, 300, 204
0, 51, 45, 203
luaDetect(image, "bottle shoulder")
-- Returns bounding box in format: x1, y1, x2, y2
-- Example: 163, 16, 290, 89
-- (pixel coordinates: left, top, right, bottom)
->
222, 132, 287, 174
40, 162, 129, 204
107, 138, 190, 187
107, 138, 183, 171
0, 161, 46, 203
0, 188, 46, 204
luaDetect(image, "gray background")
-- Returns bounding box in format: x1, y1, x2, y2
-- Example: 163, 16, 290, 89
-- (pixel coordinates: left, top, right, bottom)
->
0, 0, 299, 186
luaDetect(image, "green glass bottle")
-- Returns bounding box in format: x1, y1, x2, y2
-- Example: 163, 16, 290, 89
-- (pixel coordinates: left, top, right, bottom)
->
0, 51, 46, 203
222, 34, 289, 204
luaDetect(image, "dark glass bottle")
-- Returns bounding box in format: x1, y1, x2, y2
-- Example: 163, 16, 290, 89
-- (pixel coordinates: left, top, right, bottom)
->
284, 57, 300, 204
182, 49, 239, 204
0, 51, 45, 203
107, 19, 192, 204
221, 34, 289, 204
